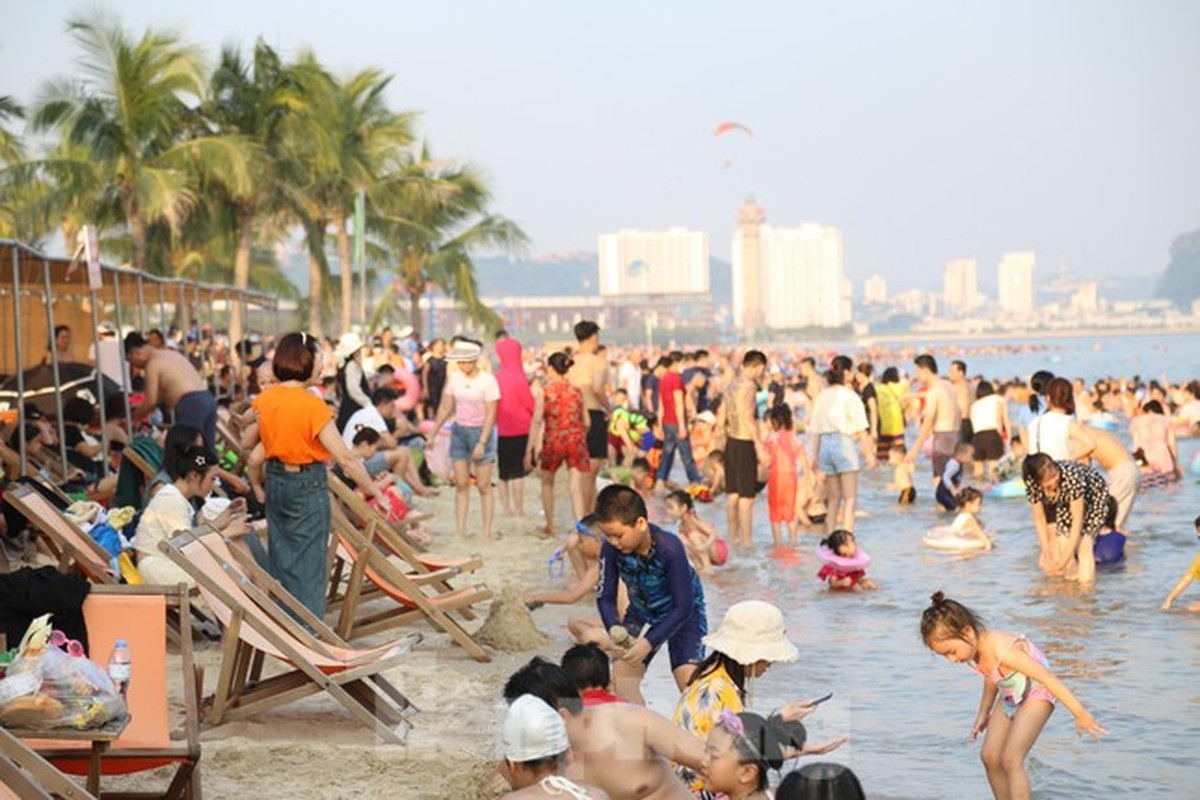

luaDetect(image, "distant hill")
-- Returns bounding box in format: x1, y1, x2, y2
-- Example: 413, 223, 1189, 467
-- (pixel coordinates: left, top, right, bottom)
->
474, 255, 596, 297
1155, 228, 1200, 307
475, 254, 734, 308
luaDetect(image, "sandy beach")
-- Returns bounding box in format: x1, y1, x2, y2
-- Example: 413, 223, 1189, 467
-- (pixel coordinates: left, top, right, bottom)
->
56, 477, 580, 799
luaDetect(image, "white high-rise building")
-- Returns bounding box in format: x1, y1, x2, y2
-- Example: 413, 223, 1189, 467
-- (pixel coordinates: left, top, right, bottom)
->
998, 251, 1036, 313
863, 274, 888, 304
733, 223, 848, 329
598, 227, 709, 296
943, 258, 980, 313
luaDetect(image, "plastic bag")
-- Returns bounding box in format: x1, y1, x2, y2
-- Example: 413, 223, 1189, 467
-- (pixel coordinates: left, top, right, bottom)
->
0, 617, 126, 730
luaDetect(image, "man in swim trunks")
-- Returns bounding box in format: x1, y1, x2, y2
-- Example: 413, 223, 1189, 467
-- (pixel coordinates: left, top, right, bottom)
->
908, 353, 962, 483
1068, 424, 1139, 531
594, 485, 707, 704
570, 320, 610, 515
125, 331, 217, 448
949, 359, 974, 444
716, 350, 767, 547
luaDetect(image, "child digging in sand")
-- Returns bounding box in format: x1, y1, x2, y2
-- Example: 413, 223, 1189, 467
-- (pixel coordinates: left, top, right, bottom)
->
665, 489, 728, 575
594, 484, 707, 703
920, 591, 1105, 800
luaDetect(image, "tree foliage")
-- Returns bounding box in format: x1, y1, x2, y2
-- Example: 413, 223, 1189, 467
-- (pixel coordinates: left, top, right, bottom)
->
1155, 228, 1200, 308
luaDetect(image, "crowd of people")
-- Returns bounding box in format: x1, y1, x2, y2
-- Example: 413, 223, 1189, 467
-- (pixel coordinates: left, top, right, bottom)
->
2, 316, 1199, 799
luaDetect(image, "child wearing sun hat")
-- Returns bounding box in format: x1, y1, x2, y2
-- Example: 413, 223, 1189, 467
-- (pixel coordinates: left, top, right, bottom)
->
672, 600, 847, 794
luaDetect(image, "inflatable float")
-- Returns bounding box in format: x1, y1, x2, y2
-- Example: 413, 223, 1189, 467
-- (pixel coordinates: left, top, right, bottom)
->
816, 546, 871, 583
392, 369, 421, 413
1087, 413, 1120, 431
418, 420, 453, 480
923, 526, 989, 552
987, 478, 1026, 499
1094, 529, 1126, 565
711, 538, 730, 566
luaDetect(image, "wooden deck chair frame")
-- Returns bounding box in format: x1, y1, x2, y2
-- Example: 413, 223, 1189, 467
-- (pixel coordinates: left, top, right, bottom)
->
158, 527, 420, 744
325, 481, 484, 618
0, 727, 95, 800
26, 584, 201, 800
325, 507, 492, 660
5, 483, 117, 585
325, 475, 434, 555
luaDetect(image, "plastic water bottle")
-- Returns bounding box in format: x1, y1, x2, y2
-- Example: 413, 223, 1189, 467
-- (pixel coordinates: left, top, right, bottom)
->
108, 639, 131, 698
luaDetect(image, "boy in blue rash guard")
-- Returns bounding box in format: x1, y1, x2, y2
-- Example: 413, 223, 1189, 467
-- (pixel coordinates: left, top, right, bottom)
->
595, 484, 707, 704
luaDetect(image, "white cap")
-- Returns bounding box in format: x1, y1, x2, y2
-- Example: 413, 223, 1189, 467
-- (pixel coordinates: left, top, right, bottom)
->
503, 695, 569, 762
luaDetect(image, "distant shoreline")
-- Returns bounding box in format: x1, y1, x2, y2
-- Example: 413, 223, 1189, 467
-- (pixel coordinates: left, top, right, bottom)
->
856, 325, 1200, 346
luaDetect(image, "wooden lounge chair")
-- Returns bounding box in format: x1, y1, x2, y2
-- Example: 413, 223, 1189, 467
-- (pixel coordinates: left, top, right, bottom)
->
5, 483, 118, 585
325, 505, 492, 660
23, 584, 201, 799
158, 527, 420, 744
0, 727, 95, 800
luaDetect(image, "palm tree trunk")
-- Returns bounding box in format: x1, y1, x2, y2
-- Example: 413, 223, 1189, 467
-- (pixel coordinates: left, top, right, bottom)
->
129, 208, 148, 273
338, 216, 352, 334
308, 245, 323, 336
229, 207, 253, 352
409, 289, 422, 341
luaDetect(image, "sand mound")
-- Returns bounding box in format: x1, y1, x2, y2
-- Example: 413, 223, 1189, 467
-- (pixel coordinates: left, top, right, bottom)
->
474, 585, 550, 652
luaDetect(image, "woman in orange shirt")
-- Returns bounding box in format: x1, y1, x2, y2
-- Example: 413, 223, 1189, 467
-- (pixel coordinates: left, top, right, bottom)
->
249, 332, 387, 617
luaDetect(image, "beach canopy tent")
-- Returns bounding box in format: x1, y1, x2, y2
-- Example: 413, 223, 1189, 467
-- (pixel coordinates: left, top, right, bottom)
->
0, 238, 280, 478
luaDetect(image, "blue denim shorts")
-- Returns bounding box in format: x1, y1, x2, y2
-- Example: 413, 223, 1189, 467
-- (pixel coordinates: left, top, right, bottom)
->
818, 432, 860, 474
363, 451, 390, 477
450, 424, 497, 463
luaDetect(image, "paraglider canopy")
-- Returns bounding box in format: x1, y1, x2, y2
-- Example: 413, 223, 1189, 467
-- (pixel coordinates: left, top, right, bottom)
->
714, 121, 754, 137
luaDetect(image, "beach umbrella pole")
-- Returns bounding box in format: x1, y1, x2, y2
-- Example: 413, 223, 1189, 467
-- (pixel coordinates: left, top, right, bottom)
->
88, 283, 110, 478
11, 246, 26, 476
112, 271, 133, 438
42, 257, 70, 478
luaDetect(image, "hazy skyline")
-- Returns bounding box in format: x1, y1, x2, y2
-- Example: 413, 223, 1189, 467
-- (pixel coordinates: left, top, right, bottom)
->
3, 1, 1198, 289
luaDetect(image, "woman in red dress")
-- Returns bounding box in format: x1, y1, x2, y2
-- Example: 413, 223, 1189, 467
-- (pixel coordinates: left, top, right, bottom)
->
531, 351, 591, 535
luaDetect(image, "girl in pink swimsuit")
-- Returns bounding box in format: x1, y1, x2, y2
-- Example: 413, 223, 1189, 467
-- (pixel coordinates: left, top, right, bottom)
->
920, 592, 1106, 799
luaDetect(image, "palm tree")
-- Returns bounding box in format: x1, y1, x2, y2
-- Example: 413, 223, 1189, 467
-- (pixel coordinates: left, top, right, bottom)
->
31, 11, 251, 272
0, 96, 26, 237
206, 40, 295, 345
373, 146, 528, 339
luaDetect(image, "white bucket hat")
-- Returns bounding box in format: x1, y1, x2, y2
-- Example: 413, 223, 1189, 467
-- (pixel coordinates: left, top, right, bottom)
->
445, 339, 484, 362
334, 332, 366, 362
503, 694, 569, 762
702, 600, 798, 665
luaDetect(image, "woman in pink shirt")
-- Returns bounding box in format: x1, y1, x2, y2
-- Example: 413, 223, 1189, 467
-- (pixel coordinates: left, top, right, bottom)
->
427, 339, 501, 539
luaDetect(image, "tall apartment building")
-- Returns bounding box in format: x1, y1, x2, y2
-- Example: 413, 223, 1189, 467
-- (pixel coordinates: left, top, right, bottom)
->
863, 274, 888, 304
998, 251, 1036, 313
733, 219, 849, 329
597, 227, 709, 296
943, 258, 980, 312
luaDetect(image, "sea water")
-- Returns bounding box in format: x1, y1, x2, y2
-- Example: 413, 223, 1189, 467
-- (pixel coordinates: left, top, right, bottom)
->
642, 332, 1200, 799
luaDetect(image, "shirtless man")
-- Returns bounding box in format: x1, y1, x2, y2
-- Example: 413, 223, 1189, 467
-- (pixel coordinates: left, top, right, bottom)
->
907, 354, 961, 482
799, 356, 825, 404
1068, 424, 1139, 531
504, 658, 704, 800
949, 359, 974, 444
124, 331, 216, 447
570, 320, 611, 515
500, 694, 610, 800
715, 350, 767, 547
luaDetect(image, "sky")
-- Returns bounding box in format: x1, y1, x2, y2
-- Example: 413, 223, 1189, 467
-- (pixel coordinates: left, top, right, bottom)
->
3, 1, 1199, 291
